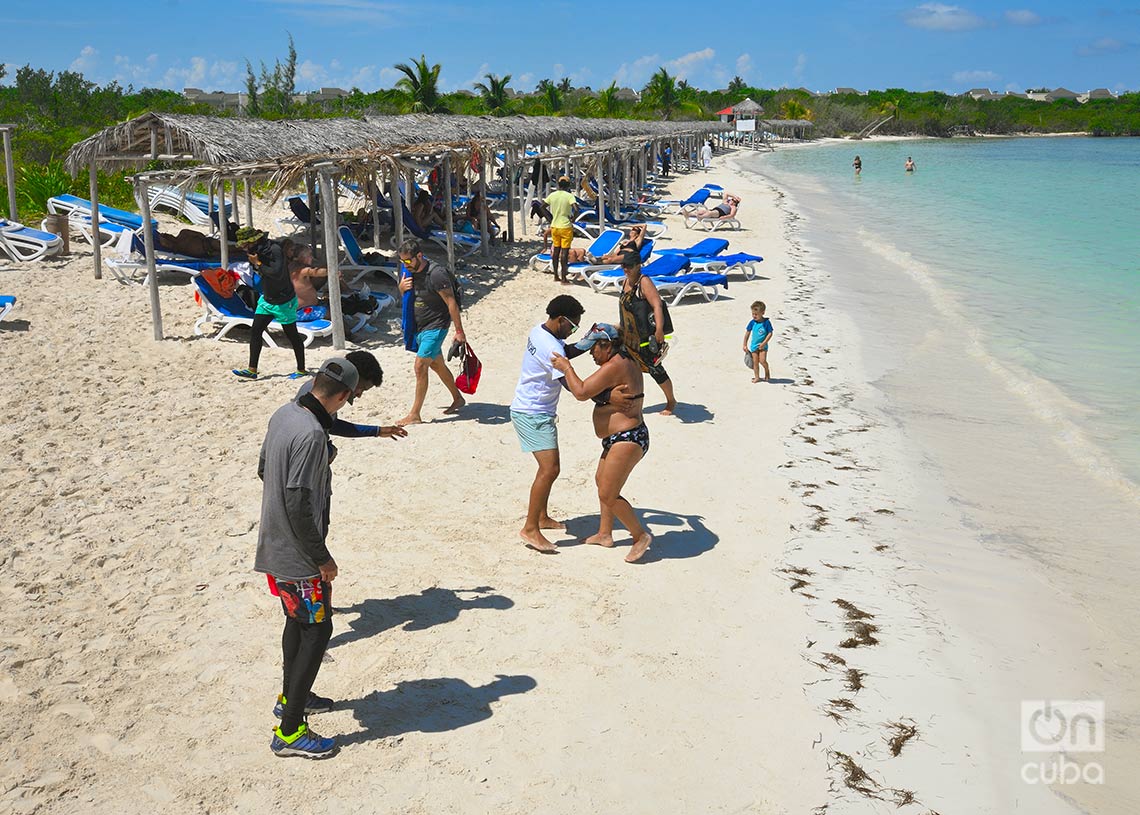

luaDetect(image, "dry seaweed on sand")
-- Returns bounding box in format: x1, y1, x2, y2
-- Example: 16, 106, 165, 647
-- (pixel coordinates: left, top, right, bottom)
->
839, 621, 880, 649
828, 751, 880, 797
833, 599, 874, 620
886, 720, 919, 757
844, 668, 866, 692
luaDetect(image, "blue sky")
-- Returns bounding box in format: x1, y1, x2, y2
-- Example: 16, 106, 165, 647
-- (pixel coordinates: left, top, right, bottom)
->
1, 1, 1137, 94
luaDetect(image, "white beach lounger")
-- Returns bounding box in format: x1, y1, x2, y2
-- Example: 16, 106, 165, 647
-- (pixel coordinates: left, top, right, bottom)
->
0, 219, 64, 262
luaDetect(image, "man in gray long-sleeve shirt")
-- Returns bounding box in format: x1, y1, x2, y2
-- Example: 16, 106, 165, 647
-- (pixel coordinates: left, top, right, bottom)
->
254, 357, 358, 759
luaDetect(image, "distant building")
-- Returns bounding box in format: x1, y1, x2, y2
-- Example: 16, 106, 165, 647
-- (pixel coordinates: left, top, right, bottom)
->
614, 87, 640, 102
1047, 87, 1079, 101
833, 87, 863, 95
1080, 88, 1115, 103
717, 97, 764, 123
965, 88, 992, 99
183, 88, 246, 112
310, 87, 349, 103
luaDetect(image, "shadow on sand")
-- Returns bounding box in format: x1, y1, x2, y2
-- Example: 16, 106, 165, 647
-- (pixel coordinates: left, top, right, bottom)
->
644, 401, 714, 424
340, 674, 537, 745
330, 586, 514, 649
561, 507, 718, 563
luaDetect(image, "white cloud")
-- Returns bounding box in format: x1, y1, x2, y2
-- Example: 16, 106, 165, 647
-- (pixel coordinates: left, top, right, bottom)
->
110, 53, 158, 86
1077, 37, 1125, 56
666, 47, 715, 80
904, 3, 986, 31
552, 63, 565, 78
516, 72, 534, 90
1004, 9, 1040, 25
613, 54, 659, 88
952, 69, 999, 83
70, 45, 98, 74
794, 53, 807, 81
735, 53, 753, 79
162, 57, 238, 91
297, 60, 329, 87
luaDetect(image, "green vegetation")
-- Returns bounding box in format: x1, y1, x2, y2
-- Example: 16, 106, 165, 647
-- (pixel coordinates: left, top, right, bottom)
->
3, 42, 1139, 225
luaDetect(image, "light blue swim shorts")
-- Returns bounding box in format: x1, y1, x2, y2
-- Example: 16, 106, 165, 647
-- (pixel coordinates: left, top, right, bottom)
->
510, 410, 558, 453
415, 327, 449, 359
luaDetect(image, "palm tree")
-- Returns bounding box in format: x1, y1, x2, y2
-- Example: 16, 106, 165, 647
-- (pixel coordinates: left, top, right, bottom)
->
394, 54, 445, 113
582, 81, 622, 118
536, 79, 563, 114
641, 68, 702, 120
557, 77, 573, 94
474, 73, 513, 116
728, 76, 747, 94
780, 99, 814, 120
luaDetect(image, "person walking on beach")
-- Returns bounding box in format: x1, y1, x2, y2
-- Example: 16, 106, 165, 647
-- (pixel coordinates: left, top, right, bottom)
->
661, 145, 672, 177
396, 239, 467, 425
544, 176, 577, 285
551, 323, 653, 563
853, 155, 862, 175
742, 300, 774, 383
232, 227, 308, 381
905, 156, 916, 173
256, 357, 359, 758
617, 252, 677, 415
701, 140, 713, 170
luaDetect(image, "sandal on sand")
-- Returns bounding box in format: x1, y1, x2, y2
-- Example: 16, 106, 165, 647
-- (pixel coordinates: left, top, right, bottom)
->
232, 368, 258, 379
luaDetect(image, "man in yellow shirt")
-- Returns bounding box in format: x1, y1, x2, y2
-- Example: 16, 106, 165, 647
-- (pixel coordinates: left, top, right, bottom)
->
544, 176, 577, 285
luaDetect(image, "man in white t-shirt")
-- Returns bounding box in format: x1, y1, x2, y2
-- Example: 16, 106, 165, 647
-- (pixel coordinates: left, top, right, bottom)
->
511, 295, 585, 552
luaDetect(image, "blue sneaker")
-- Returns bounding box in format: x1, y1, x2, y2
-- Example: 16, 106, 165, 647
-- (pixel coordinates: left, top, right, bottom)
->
273, 691, 335, 719
288, 369, 311, 380
270, 723, 337, 759
232, 368, 258, 379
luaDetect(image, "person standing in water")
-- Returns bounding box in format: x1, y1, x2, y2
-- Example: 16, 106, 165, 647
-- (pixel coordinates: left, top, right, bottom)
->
853, 155, 862, 175
905, 156, 916, 173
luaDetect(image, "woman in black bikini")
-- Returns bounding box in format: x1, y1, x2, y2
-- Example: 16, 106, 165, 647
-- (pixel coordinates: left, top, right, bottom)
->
617, 252, 677, 414
551, 323, 653, 563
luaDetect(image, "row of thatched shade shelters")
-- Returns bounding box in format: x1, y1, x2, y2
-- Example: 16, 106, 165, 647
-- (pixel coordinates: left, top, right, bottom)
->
65, 112, 729, 346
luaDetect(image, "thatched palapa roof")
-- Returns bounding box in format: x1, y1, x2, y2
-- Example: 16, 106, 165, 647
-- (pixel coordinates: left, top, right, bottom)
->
65, 112, 729, 176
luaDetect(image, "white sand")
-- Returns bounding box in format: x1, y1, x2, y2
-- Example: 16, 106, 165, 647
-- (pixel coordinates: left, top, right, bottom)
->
0, 151, 1099, 813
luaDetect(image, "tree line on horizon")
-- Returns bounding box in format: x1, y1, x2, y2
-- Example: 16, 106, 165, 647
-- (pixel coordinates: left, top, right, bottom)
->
2, 48, 1139, 220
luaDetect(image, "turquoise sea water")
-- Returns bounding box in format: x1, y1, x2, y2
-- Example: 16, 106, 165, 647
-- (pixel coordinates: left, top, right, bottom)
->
756, 136, 1140, 490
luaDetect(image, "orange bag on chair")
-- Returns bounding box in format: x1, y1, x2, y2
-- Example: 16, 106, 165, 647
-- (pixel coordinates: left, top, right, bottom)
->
201, 267, 238, 299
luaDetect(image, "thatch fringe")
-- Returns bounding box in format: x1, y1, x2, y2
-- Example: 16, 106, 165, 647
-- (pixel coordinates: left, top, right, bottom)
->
65, 111, 729, 177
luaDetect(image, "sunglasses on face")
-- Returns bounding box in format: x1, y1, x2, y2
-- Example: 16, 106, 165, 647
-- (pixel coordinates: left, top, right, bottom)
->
562, 316, 579, 335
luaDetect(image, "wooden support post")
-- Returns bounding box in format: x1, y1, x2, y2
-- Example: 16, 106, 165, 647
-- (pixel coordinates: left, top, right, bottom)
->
596, 153, 605, 236
318, 168, 346, 350
2, 127, 16, 221
442, 153, 456, 271
390, 168, 404, 246
304, 173, 317, 256
244, 178, 253, 226
218, 181, 229, 270
89, 159, 102, 280
370, 172, 381, 250
505, 147, 515, 244
137, 180, 163, 340
519, 149, 529, 237
478, 148, 490, 257
206, 180, 216, 237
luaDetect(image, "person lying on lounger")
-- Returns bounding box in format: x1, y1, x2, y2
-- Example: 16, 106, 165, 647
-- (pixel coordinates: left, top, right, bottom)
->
688, 194, 740, 220
156, 223, 239, 259
565, 224, 648, 265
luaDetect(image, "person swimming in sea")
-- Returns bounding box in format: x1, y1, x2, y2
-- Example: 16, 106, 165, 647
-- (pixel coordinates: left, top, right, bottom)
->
905, 157, 915, 173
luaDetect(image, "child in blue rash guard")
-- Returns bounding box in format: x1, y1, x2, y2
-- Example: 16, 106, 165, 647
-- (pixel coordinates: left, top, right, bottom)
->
742, 301, 774, 383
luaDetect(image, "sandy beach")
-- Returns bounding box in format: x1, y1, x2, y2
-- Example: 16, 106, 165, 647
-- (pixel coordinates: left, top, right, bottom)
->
0, 148, 1123, 813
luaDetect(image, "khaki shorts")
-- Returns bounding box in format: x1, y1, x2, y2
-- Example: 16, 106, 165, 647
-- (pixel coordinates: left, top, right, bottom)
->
550, 227, 574, 249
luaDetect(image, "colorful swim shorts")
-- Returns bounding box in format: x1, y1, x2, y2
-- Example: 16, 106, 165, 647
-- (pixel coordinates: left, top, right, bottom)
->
271, 576, 333, 624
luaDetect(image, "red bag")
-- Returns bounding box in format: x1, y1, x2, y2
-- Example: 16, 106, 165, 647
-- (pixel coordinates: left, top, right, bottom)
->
202, 267, 238, 298
456, 342, 482, 394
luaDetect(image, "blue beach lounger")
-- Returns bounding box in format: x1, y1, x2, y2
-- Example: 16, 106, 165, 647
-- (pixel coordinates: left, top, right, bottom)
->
338, 226, 399, 285
0, 219, 64, 262
0, 295, 16, 322
192, 272, 333, 347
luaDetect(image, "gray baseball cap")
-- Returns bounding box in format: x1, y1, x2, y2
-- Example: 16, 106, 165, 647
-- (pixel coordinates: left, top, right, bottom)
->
318, 357, 359, 392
